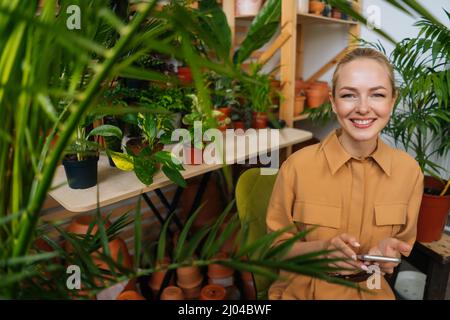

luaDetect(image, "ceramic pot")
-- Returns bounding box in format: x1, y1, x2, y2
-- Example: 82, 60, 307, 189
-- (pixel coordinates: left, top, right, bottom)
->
65, 215, 111, 252
94, 237, 133, 271
208, 252, 234, 287
295, 78, 308, 95
233, 121, 246, 131
126, 137, 149, 156
236, 0, 263, 16
252, 112, 268, 129
161, 286, 185, 300
306, 88, 324, 108
177, 266, 204, 298
216, 107, 231, 131
149, 257, 174, 296
199, 284, 226, 300
309, 0, 325, 15
416, 176, 450, 242
177, 66, 193, 84
331, 7, 342, 19
62, 156, 99, 189
116, 290, 145, 300
294, 95, 306, 116
241, 271, 256, 300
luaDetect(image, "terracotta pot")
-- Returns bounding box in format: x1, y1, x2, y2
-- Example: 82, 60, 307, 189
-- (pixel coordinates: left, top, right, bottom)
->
416, 176, 450, 242
309, 0, 325, 15
216, 106, 232, 131
126, 137, 149, 156
308, 81, 330, 103
65, 215, 111, 252
183, 144, 203, 165
236, 0, 263, 16
149, 257, 174, 296
295, 78, 308, 95
294, 95, 306, 116
252, 112, 268, 129
331, 7, 342, 19
116, 290, 145, 300
199, 284, 226, 300
306, 88, 325, 108
233, 121, 246, 131
176, 266, 204, 289
161, 286, 185, 300
94, 238, 133, 271
208, 252, 234, 287
177, 66, 193, 84
241, 271, 256, 300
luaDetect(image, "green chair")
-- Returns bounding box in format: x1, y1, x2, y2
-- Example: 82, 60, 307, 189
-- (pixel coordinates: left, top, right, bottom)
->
235, 168, 278, 299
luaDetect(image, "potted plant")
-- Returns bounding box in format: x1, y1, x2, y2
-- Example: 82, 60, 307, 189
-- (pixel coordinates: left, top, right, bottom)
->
243, 63, 277, 129
309, 0, 325, 15
181, 94, 219, 165
110, 108, 186, 187
208, 72, 239, 131
62, 117, 123, 189
378, 14, 450, 242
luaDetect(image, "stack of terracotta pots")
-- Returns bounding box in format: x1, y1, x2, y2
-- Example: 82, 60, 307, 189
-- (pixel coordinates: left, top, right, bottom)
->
149, 257, 175, 298
65, 215, 135, 299
176, 265, 204, 299
207, 252, 239, 300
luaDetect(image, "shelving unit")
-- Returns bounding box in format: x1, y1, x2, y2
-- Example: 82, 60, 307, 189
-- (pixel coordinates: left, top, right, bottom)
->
222, 0, 362, 129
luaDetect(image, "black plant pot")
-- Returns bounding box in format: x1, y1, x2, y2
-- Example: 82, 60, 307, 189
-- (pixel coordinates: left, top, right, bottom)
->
108, 155, 116, 168
62, 156, 99, 189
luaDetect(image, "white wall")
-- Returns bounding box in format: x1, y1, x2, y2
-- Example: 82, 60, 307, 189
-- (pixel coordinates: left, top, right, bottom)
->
298, 0, 449, 178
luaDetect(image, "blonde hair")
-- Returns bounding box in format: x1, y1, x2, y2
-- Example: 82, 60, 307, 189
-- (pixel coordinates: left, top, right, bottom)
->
332, 48, 396, 97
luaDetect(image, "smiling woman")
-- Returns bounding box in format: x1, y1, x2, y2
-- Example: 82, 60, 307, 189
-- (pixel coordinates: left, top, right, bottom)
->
266, 48, 424, 300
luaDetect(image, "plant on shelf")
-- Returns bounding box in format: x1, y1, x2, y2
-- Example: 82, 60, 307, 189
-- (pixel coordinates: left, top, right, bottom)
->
110, 105, 186, 187
242, 63, 278, 129
207, 72, 240, 131
62, 112, 123, 189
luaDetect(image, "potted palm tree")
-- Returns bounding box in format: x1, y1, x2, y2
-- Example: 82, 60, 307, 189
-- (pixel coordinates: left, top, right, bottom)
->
243, 63, 277, 129
379, 13, 450, 242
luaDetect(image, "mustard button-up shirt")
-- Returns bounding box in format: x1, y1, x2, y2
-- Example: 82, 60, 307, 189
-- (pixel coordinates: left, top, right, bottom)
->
266, 128, 424, 300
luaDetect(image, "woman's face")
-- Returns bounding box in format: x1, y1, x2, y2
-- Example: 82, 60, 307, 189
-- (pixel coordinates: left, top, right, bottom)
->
330, 58, 396, 142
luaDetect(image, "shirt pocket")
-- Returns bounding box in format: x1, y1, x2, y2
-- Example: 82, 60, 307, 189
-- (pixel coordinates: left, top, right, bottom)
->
292, 201, 341, 241
374, 203, 407, 238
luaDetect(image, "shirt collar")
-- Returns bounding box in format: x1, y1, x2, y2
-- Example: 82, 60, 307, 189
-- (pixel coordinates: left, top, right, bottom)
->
320, 128, 392, 176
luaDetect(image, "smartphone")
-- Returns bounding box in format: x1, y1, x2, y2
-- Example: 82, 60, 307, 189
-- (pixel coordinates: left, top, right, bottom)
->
357, 255, 401, 263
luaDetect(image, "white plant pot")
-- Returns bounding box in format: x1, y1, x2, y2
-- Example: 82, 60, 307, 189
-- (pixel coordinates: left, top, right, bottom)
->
236, 0, 263, 16
394, 271, 426, 300
297, 0, 309, 14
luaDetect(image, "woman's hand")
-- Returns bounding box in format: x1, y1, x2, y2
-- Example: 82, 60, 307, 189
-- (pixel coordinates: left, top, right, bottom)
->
324, 233, 368, 275
367, 238, 412, 274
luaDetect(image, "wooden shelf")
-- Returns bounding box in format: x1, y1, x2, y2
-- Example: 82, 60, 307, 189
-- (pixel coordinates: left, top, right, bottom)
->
237, 13, 357, 25
294, 113, 309, 121
298, 13, 358, 25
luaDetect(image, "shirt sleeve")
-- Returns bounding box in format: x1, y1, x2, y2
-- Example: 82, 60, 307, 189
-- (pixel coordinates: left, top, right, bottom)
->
266, 159, 297, 248
395, 166, 424, 255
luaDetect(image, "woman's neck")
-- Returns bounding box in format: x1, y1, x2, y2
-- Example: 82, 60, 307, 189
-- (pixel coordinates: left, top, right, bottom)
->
337, 129, 378, 159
